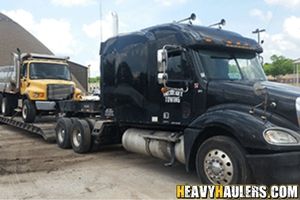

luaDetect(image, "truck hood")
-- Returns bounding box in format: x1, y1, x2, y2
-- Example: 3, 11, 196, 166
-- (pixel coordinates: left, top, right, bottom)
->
207, 80, 300, 127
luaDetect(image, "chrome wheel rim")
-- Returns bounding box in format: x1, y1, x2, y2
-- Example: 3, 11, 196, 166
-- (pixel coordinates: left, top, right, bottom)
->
204, 149, 233, 184
1, 99, 5, 114
72, 129, 82, 147
57, 126, 65, 144
22, 105, 27, 119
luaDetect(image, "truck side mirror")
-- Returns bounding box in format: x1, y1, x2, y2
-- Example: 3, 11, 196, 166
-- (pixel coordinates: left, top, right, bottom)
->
157, 49, 168, 84
157, 49, 168, 72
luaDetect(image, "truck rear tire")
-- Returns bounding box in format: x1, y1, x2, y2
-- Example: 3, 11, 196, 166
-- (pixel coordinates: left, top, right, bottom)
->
71, 119, 91, 153
195, 136, 252, 184
2, 96, 14, 116
55, 118, 73, 149
22, 99, 36, 123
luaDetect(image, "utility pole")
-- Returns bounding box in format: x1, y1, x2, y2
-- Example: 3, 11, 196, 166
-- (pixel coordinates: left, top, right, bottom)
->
252, 28, 266, 67
297, 63, 299, 86
87, 64, 91, 93
252, 28, 266, 44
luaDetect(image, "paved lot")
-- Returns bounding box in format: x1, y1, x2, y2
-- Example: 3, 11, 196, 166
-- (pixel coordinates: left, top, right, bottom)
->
0, 124, 198, 199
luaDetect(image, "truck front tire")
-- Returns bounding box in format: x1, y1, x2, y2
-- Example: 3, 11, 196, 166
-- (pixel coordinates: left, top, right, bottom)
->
55, 118, 73, 149
71, 119, 91, 153
22, 100, 36, 123
196, 136, 252, 184
2, 96, 14, 116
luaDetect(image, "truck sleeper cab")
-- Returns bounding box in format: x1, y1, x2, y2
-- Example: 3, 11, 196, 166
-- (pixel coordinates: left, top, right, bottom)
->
0, 53, 82, 123
56, 23, 300, 185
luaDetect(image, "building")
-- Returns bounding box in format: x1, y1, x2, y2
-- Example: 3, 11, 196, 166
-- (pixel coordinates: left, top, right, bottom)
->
0, 12, 88, 93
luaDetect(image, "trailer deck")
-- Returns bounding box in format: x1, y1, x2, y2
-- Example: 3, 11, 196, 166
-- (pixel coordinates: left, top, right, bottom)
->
0, 114, 56, 142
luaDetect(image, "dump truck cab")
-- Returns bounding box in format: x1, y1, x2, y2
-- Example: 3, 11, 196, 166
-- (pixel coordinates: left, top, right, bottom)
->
0, 53, 82, 123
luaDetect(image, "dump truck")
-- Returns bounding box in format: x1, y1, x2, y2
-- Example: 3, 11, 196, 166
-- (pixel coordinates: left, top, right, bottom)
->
0, 52, 82, 123
55, 21, 300, 185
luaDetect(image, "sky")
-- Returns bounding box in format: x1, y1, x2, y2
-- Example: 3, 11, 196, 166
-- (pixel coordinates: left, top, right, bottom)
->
1, 0, 300, 77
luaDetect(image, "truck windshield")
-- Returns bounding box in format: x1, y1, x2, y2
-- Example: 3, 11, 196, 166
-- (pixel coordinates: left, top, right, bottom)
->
191, 50, 267, 81
29, 63, 71, 80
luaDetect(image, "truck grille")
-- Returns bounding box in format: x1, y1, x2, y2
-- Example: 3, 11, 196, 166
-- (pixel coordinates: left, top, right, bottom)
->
47, 84, 73, 100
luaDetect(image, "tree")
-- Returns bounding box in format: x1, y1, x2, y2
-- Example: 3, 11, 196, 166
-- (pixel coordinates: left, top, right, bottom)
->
88, 76, 100, 83
263, 55, 294, 78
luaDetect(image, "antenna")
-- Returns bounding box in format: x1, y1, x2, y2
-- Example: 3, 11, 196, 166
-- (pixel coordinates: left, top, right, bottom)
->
177, 13, 196, 25
209, 19, 226, 29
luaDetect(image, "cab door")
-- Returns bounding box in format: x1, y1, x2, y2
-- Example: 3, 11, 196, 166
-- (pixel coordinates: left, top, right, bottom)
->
20, 63, 28, 95
159, 50, 197, 126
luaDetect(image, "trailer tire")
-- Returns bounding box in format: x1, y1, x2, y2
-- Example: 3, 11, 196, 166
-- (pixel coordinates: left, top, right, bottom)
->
55, 118, 73, 149
195, 136, 252, 185
71, 119, 91, 153
2, 96, 14, 116
22, 99, 36, 123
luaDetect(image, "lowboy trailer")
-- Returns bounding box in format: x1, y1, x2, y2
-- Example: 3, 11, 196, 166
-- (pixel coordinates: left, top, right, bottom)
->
0, 100, 100, 143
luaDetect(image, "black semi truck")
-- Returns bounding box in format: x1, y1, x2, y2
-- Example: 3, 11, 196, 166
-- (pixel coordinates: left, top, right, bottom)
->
55, 22, 300, 185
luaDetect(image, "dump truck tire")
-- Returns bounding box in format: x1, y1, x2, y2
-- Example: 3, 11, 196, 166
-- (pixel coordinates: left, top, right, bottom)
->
2, 96, 14, 116
22, 99, 36, 123
0, 94, 3, 114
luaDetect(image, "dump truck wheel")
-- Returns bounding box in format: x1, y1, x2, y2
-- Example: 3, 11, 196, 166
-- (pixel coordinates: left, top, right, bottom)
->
22, 99, 36, 123
2, 96, 14, 116
71, 119, 91, 153
56, 118, 73, 149
196, 136, 252, 184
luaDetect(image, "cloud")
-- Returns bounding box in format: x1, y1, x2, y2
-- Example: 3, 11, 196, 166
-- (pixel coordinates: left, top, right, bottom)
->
264, 0, 300, 8
249, 9, 272, 22
50, 0, 96, 7
35, 18, 76, 55
83, 12, 123, 42
115, 0, 126, 5
283, 16, 300, 39
2, 9, 77, 55
262, 33, 297, 60
154, 0, 187, 7
261, 16, 300, 61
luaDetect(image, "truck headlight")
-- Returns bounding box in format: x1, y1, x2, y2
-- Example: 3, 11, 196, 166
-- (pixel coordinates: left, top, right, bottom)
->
263, 128, 299, 145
